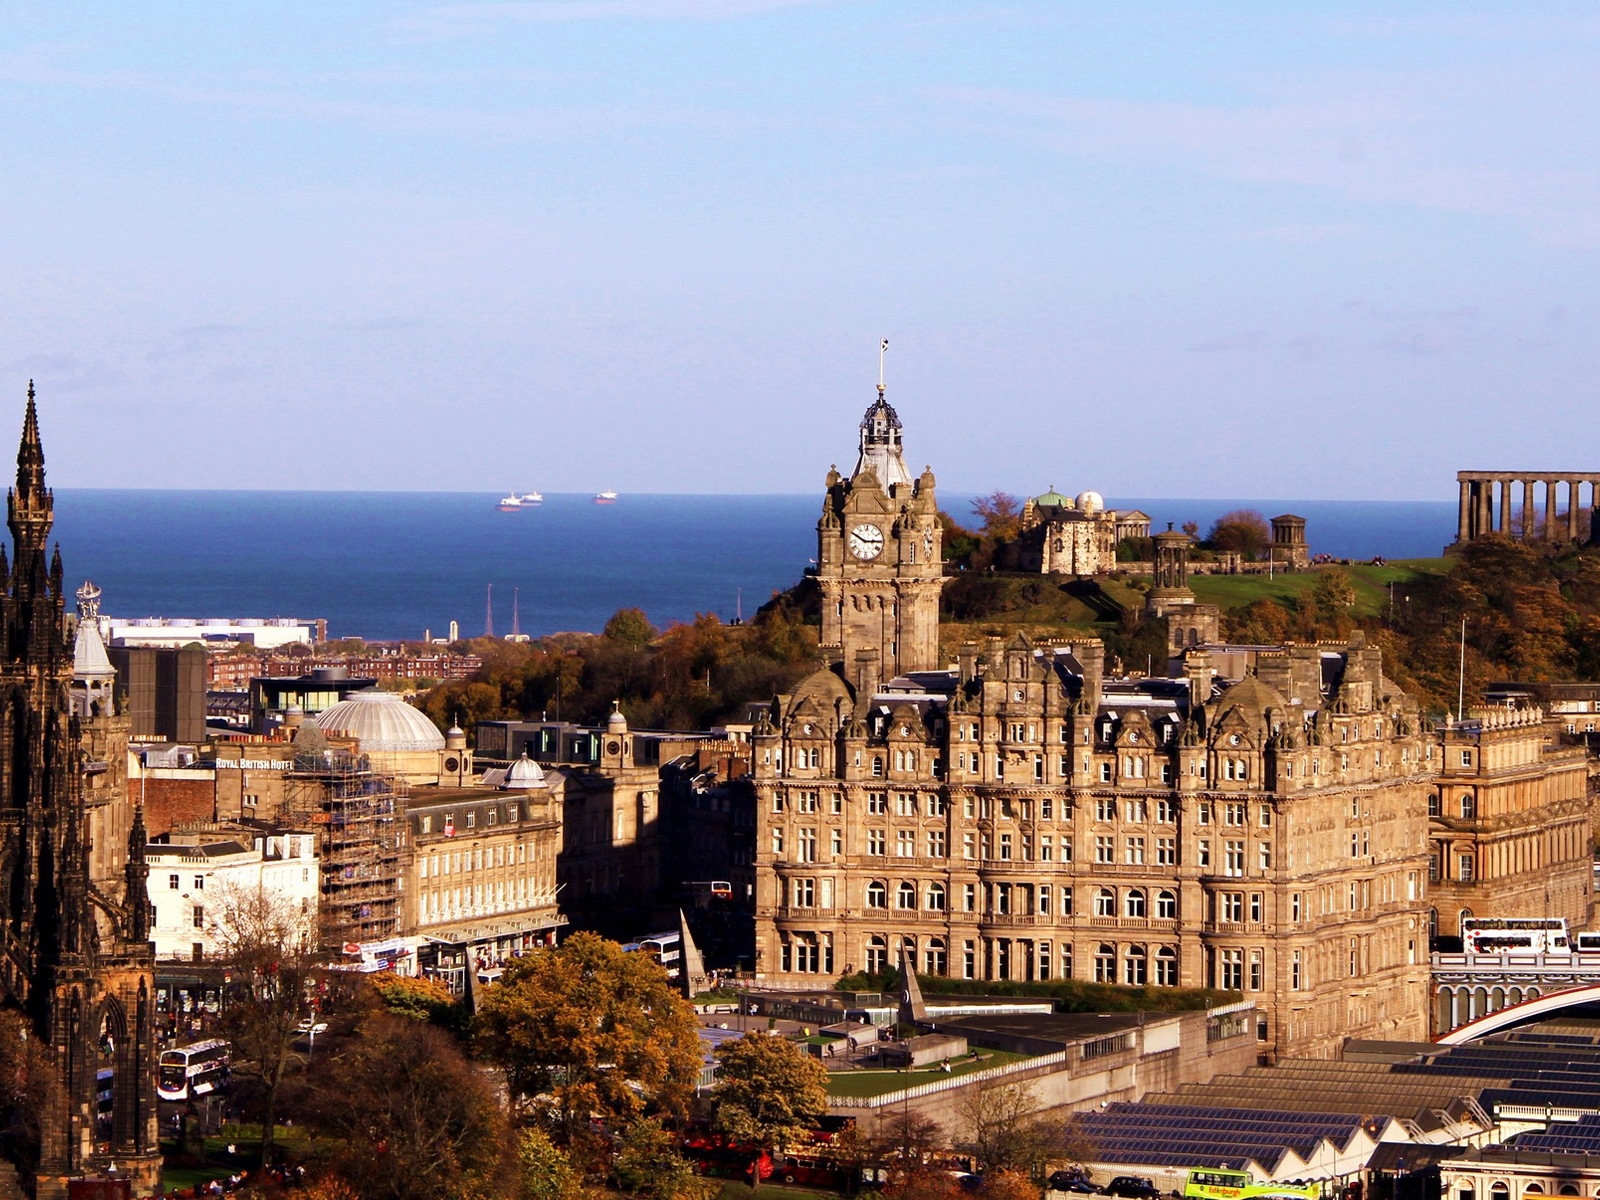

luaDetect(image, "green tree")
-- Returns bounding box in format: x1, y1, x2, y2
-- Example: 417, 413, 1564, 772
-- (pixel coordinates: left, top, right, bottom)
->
611, 1120, 713, 1200
604, 607, 659, 648
371, 974, 463, 1028
475, 932, 703, 1143
516, 1127, 581, 1200
711, 1032, 830, 1191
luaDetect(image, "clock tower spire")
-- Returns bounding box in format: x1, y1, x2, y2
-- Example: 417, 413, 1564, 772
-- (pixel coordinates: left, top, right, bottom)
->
818, 355, 943, 682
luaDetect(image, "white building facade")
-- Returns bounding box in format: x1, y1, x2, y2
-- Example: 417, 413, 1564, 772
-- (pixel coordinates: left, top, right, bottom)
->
146, 832, 320, 961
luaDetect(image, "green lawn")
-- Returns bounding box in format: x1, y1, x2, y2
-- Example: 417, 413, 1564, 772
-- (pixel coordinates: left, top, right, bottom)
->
826, 1049, 1029, 1098
715, 1183, 840, 1199
1188, 558, 1451, 617
161, 1128, 320, 1191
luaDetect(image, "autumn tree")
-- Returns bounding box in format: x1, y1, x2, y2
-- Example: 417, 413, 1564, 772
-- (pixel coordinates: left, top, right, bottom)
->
474, 932, 702, 1144
310, 1014, 514, 1200
1206, 509, 1270, 559
955, 1078, 1053, 1176
209, 879, 326, 1166
711, 1032, 830, 1191
971, 491, 1024, 542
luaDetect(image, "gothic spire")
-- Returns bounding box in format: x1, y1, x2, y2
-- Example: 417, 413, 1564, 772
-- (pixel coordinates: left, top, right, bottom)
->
8, 382, 54, 564
16, 380, 44, 505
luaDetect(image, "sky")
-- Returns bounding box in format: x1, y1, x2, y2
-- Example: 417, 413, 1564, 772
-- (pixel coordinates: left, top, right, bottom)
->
0, 3, 1596, 499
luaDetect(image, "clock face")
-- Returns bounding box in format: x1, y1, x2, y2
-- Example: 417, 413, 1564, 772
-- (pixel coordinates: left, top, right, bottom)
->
849, 523, 885, 560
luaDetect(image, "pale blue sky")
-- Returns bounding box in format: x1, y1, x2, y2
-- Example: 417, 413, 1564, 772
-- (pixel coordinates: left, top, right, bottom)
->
2, 2, 1596, 498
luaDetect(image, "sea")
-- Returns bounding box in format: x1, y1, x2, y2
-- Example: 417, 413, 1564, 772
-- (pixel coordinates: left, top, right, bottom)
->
50, 492, 1458, 643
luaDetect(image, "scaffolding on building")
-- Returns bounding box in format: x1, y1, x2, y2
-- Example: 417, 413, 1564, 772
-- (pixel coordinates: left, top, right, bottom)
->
279, 748, 407, 949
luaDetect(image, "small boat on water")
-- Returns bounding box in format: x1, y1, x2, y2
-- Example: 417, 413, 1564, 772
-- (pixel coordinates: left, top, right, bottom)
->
519, 491, 544, 505
497, 495, 523, 511
593, 490, 618, 505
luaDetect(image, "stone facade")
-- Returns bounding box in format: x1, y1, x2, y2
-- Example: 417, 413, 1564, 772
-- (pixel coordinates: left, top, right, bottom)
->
816, 388, 944, 681
1004, 490, 1149, 577
1269, 514, 1310, 568
0, 389, 161, 1195
752, 398, 1435, 1061
404, 774, 565, 987
1428, 706, 1593, 939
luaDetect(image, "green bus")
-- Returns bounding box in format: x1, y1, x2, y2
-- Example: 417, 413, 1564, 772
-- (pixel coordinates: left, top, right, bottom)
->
1184, 1169, 1321, 1200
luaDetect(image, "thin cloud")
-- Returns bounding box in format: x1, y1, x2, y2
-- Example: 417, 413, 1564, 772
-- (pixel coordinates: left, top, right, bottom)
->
0, 50, 795, 140
934, 84, 1600, 248
406, 0, 843, 30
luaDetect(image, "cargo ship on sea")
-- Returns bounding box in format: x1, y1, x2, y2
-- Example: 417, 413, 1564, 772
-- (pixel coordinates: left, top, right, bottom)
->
497, 490, 544, 511
593, 490, 618, 505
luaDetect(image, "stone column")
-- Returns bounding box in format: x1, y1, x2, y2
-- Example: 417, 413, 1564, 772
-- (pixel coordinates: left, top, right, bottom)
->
1571, 481, 1582, 541
1544, 479, 1557, 540
1498, 480, 1512, 532
1478, 481, 1493, 538
1458, 479, 1471, 542
1521, 479, 1534, 539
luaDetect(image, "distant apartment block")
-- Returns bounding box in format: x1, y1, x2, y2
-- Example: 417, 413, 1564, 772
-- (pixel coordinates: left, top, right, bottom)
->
209, 648, 483, 691
102, 615, 326, 650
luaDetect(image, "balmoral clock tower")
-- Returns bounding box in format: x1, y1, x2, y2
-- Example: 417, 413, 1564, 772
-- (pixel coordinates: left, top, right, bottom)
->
817, 383, 944, 681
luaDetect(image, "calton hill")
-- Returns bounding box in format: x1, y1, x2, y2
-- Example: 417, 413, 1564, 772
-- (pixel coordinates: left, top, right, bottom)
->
418, 497, 1600, 734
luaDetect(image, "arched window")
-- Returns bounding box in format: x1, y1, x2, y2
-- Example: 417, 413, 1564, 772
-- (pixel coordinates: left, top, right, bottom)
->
1155, 890, 1177, 919
1094, 888, 1116, 917
925, 937, 947, 976
1094, 943, 1116, 983
1155, 946, 1178, 986
1461, 793, 1476, 819
896, 882, 916, 910
866, 881, 887, 909
1459, 907, 1474, 936
1556, 1186, 1577, 1196
864, 935, 888, 974
1124, 944, 1148, 986
926, 882, 946, 911
1427, 793, 1441, 816
1524, 1185, 1544, 1195
1125, 889, 1147, 919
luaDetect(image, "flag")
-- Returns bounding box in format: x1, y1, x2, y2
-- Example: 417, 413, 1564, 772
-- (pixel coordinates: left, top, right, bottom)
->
881, 338, 889, 352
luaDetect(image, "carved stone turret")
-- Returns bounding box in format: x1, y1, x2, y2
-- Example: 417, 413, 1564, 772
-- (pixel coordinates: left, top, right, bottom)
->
0, 387, 161, 1196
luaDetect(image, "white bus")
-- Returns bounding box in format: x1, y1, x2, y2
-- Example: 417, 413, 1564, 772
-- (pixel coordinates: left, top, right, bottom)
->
157, 1039, 230, 1102
1462, 917, 1570, 955
624, 932, 682, 979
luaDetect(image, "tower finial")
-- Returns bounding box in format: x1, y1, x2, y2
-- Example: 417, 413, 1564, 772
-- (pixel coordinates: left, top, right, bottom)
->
16, 380, 44, 501
878, 337, 888, 395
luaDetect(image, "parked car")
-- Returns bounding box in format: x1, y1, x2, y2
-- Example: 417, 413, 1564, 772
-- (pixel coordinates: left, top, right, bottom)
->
1049, 1171, 1103, 1194
1104, 1177, 1160, 1200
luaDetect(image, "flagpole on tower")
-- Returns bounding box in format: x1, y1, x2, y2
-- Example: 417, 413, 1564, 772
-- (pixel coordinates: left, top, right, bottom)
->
879, 338, 888, 395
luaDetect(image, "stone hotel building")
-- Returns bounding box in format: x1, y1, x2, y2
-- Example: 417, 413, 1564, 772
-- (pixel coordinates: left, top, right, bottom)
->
751, 389, 1436, 1058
